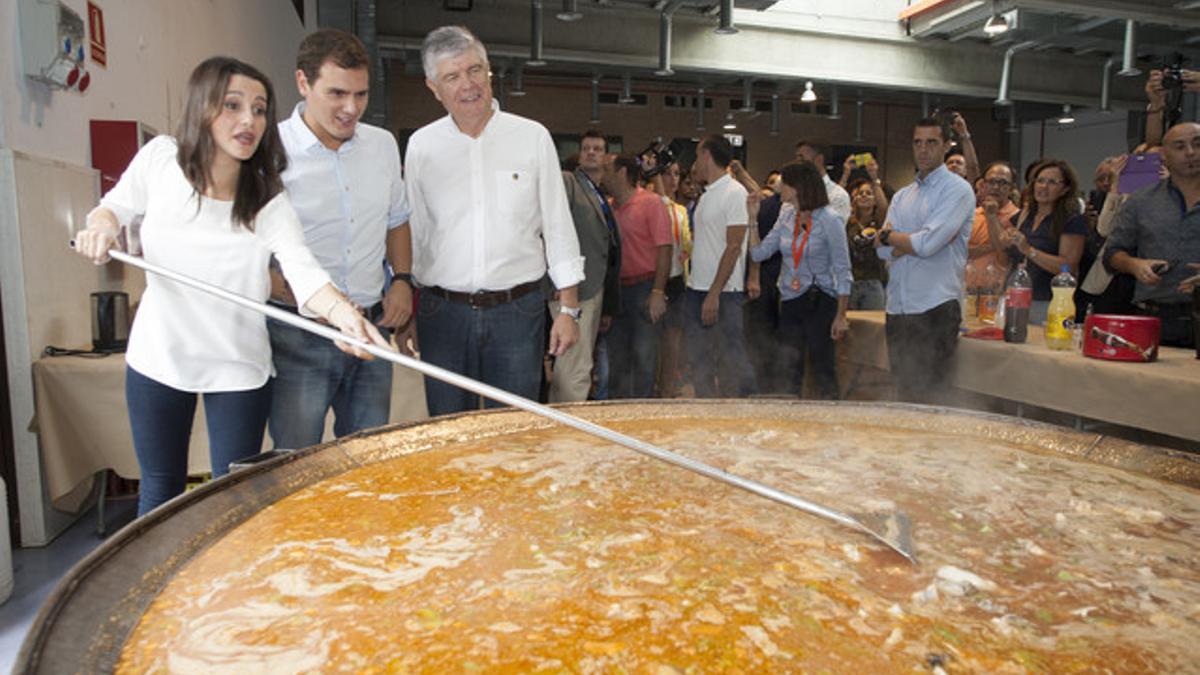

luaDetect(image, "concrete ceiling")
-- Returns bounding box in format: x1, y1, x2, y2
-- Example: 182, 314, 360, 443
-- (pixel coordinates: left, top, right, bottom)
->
374, 0, 1166, 112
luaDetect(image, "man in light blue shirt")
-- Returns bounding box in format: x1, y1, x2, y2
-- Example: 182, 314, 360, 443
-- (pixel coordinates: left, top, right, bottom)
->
267, 29, 413, 447
874, 117, 975, 403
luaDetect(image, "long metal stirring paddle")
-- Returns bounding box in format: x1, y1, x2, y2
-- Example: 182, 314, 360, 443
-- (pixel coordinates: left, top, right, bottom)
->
95, 247, 916, 563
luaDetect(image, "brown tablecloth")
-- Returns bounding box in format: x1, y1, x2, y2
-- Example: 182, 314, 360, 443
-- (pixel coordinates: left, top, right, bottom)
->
31, 352, 429, 510
31, 356, 215, 509
844, 311, 1200, 442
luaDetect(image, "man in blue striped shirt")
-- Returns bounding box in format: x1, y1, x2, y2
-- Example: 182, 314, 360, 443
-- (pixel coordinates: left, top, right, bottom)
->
874, 118, 976, 403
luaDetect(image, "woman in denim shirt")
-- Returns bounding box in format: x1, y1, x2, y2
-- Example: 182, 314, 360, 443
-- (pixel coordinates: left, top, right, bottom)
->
748, 161, 853, 399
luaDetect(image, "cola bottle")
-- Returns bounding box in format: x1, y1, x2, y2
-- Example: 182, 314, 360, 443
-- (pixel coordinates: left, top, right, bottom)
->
1004, 262, 1032, 344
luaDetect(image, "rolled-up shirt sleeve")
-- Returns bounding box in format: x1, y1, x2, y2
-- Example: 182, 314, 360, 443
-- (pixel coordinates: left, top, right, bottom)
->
876, 201, 896, 261
1102, 199, 1139, 272
823, 211, 854, 296
907, 186, 974, 258
537, 128, 585, 289
750, 217, 784, 263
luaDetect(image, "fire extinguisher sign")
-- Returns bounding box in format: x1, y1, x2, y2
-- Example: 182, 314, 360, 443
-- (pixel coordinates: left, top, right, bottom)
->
88, 1, 107, 68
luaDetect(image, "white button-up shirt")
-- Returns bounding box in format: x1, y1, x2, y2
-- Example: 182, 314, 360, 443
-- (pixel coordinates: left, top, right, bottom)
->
278, 103, 411, 307
823, 174, 852, 223
405, 103, 584, 292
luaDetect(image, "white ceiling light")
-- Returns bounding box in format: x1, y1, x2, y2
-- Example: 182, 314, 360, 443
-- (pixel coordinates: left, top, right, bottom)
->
1057, 104, 1075, 124
800, 81, 817, 103
983, 1, 1008, 35
723, 112, 737, 130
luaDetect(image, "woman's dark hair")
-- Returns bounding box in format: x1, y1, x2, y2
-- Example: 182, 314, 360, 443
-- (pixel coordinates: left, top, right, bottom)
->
779, 160, 830, 212
1019, 159, 1080, 243
176, 56, 286, 230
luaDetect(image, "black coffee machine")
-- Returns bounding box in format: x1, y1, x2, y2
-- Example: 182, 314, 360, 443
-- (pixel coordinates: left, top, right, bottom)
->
91, 291, 129, 353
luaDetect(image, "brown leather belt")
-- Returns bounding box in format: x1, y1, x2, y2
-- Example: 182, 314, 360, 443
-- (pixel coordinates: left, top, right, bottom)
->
267, 300, 384, 324
423, 280, 541, 309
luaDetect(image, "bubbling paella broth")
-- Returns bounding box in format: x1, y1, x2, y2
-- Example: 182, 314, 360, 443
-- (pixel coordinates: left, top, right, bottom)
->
118, 418, 1200, 673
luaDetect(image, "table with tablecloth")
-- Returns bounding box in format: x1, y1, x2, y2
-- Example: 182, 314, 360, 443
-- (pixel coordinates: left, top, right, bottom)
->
842, 311, 1200, 443
31, 353, 428, 511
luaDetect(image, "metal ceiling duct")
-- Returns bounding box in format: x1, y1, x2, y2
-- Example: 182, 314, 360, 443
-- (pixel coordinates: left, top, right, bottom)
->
556, 0, 582, 22
619, 73, 634, 104
740, 78, 755, 112
1118, 19, 1139, 76
995, 42, 1035, 106
355, 0, 385, 127
529, 1, 547, 67
828, 84, 841, 120
696, 87, 706, 130
854, 98, 864, 142
590, 75, 600, 123
716, 0, 737, 35
511, 63, 527, 96
770, 92, 780, 136
496, 69, 508, 108
921, 91, 930, 118
1100, 57, 1117, 112
656, 0, 685, 77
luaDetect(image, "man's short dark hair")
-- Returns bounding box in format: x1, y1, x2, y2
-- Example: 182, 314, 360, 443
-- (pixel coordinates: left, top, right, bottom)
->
612, 153, 642, 187
297, 29, 370, 83
580, 128, 608, 152
780, 161, 830, 212
914, 117, 949, 141
944, 149, 965, 162
795, 138, 831, 160
700, 134, 734, 169
983, 160, 1015, 182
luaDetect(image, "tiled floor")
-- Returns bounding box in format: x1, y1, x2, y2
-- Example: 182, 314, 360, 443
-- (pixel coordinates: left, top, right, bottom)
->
0, 497, 136, 674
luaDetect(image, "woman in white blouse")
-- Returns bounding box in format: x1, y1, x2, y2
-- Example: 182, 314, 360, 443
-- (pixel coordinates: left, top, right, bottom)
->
73, 57, 388, 515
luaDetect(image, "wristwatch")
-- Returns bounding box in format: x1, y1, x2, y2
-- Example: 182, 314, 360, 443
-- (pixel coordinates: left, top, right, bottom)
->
391, 271, 413, 286
878, 229, 892, 246
559, 305, 583, 321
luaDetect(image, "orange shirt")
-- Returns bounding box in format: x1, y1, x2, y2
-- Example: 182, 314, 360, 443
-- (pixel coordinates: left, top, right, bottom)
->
614, 187, 673, 283
966, 202, 1019, 288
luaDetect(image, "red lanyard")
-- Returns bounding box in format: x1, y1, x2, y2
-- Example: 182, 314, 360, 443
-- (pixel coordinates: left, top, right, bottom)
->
790, 210, 813, 273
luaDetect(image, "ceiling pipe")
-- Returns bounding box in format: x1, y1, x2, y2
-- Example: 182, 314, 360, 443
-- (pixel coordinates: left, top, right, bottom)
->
995, 41, 1035, 106
1118, 19, 1139, 76
1100, 57, 1117, 112
496, 69, 508, 108
696, 86, 706, 130
828, 84, 841, 120
511, 62, 527, 96
715, 0, 737, 35
854, 98, 865, 142
529, 1, 547, 67
921, 92, 930, 118
740, 78, 754, 112
556, 0, 583, 21
619, 72, 634, 104
770, 91, 780, 136
590, 74, 600, 123
656, 0, 685, 77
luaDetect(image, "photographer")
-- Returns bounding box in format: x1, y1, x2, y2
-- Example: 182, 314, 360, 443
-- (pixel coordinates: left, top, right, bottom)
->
1145, 64, 1199, 147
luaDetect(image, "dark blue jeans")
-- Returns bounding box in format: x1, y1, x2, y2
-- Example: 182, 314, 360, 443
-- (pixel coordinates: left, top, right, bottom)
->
684, 289, 758, 398
779, 289, 839, 400
607, 280, 659, 399
416, 288, 545, 416
267, 317, 393, 450
126, 366, 272, 516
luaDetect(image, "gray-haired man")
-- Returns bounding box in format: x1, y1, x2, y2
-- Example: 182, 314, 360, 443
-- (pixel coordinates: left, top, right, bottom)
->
405, 26, 585, 415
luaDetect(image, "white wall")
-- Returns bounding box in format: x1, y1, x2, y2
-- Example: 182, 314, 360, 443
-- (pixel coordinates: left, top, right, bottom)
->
1019, 109, 1133, 190
0, 0, 316, 546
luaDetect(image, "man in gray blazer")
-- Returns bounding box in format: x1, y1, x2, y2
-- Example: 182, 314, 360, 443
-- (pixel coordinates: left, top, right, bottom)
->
548, 128, 621, 402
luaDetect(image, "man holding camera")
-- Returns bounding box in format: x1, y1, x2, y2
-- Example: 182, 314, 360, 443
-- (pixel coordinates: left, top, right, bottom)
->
1105, 122, 1200, 348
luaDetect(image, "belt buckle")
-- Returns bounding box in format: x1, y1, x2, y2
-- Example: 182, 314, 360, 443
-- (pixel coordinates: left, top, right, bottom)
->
468, 291, 487, 309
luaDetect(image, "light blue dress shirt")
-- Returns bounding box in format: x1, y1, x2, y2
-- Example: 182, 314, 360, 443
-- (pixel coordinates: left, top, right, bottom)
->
750, 204, 853, 301
278, 103, 411, 307
876, 164, 975, 315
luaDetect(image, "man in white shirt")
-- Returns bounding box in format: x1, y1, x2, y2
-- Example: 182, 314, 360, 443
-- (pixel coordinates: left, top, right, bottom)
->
685, 134, 757, 397
795, 139, 852, 222
267, 29, 414, 448
406, 26, 584, 415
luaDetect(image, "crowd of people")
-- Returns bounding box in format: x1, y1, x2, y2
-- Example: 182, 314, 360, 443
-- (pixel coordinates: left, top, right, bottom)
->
71, 23, 1199, 516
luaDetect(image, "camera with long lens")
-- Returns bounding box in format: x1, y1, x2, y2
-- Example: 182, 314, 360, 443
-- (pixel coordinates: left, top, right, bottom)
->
638, 137, 677, 178
1159, 54, 1187, 129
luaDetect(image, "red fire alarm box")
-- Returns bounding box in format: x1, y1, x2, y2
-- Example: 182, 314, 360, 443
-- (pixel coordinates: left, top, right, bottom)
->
90, 120, 156, 195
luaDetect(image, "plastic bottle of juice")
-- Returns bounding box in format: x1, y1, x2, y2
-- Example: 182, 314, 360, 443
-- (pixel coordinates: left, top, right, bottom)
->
1045, 265, 1076, 350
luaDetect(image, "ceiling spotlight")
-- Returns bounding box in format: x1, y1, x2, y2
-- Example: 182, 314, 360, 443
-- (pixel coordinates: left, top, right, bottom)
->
1057, 104, 1075, 124
723, 113, 737, 130
983, 1, 1009, 36
800, 81, 817, 103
